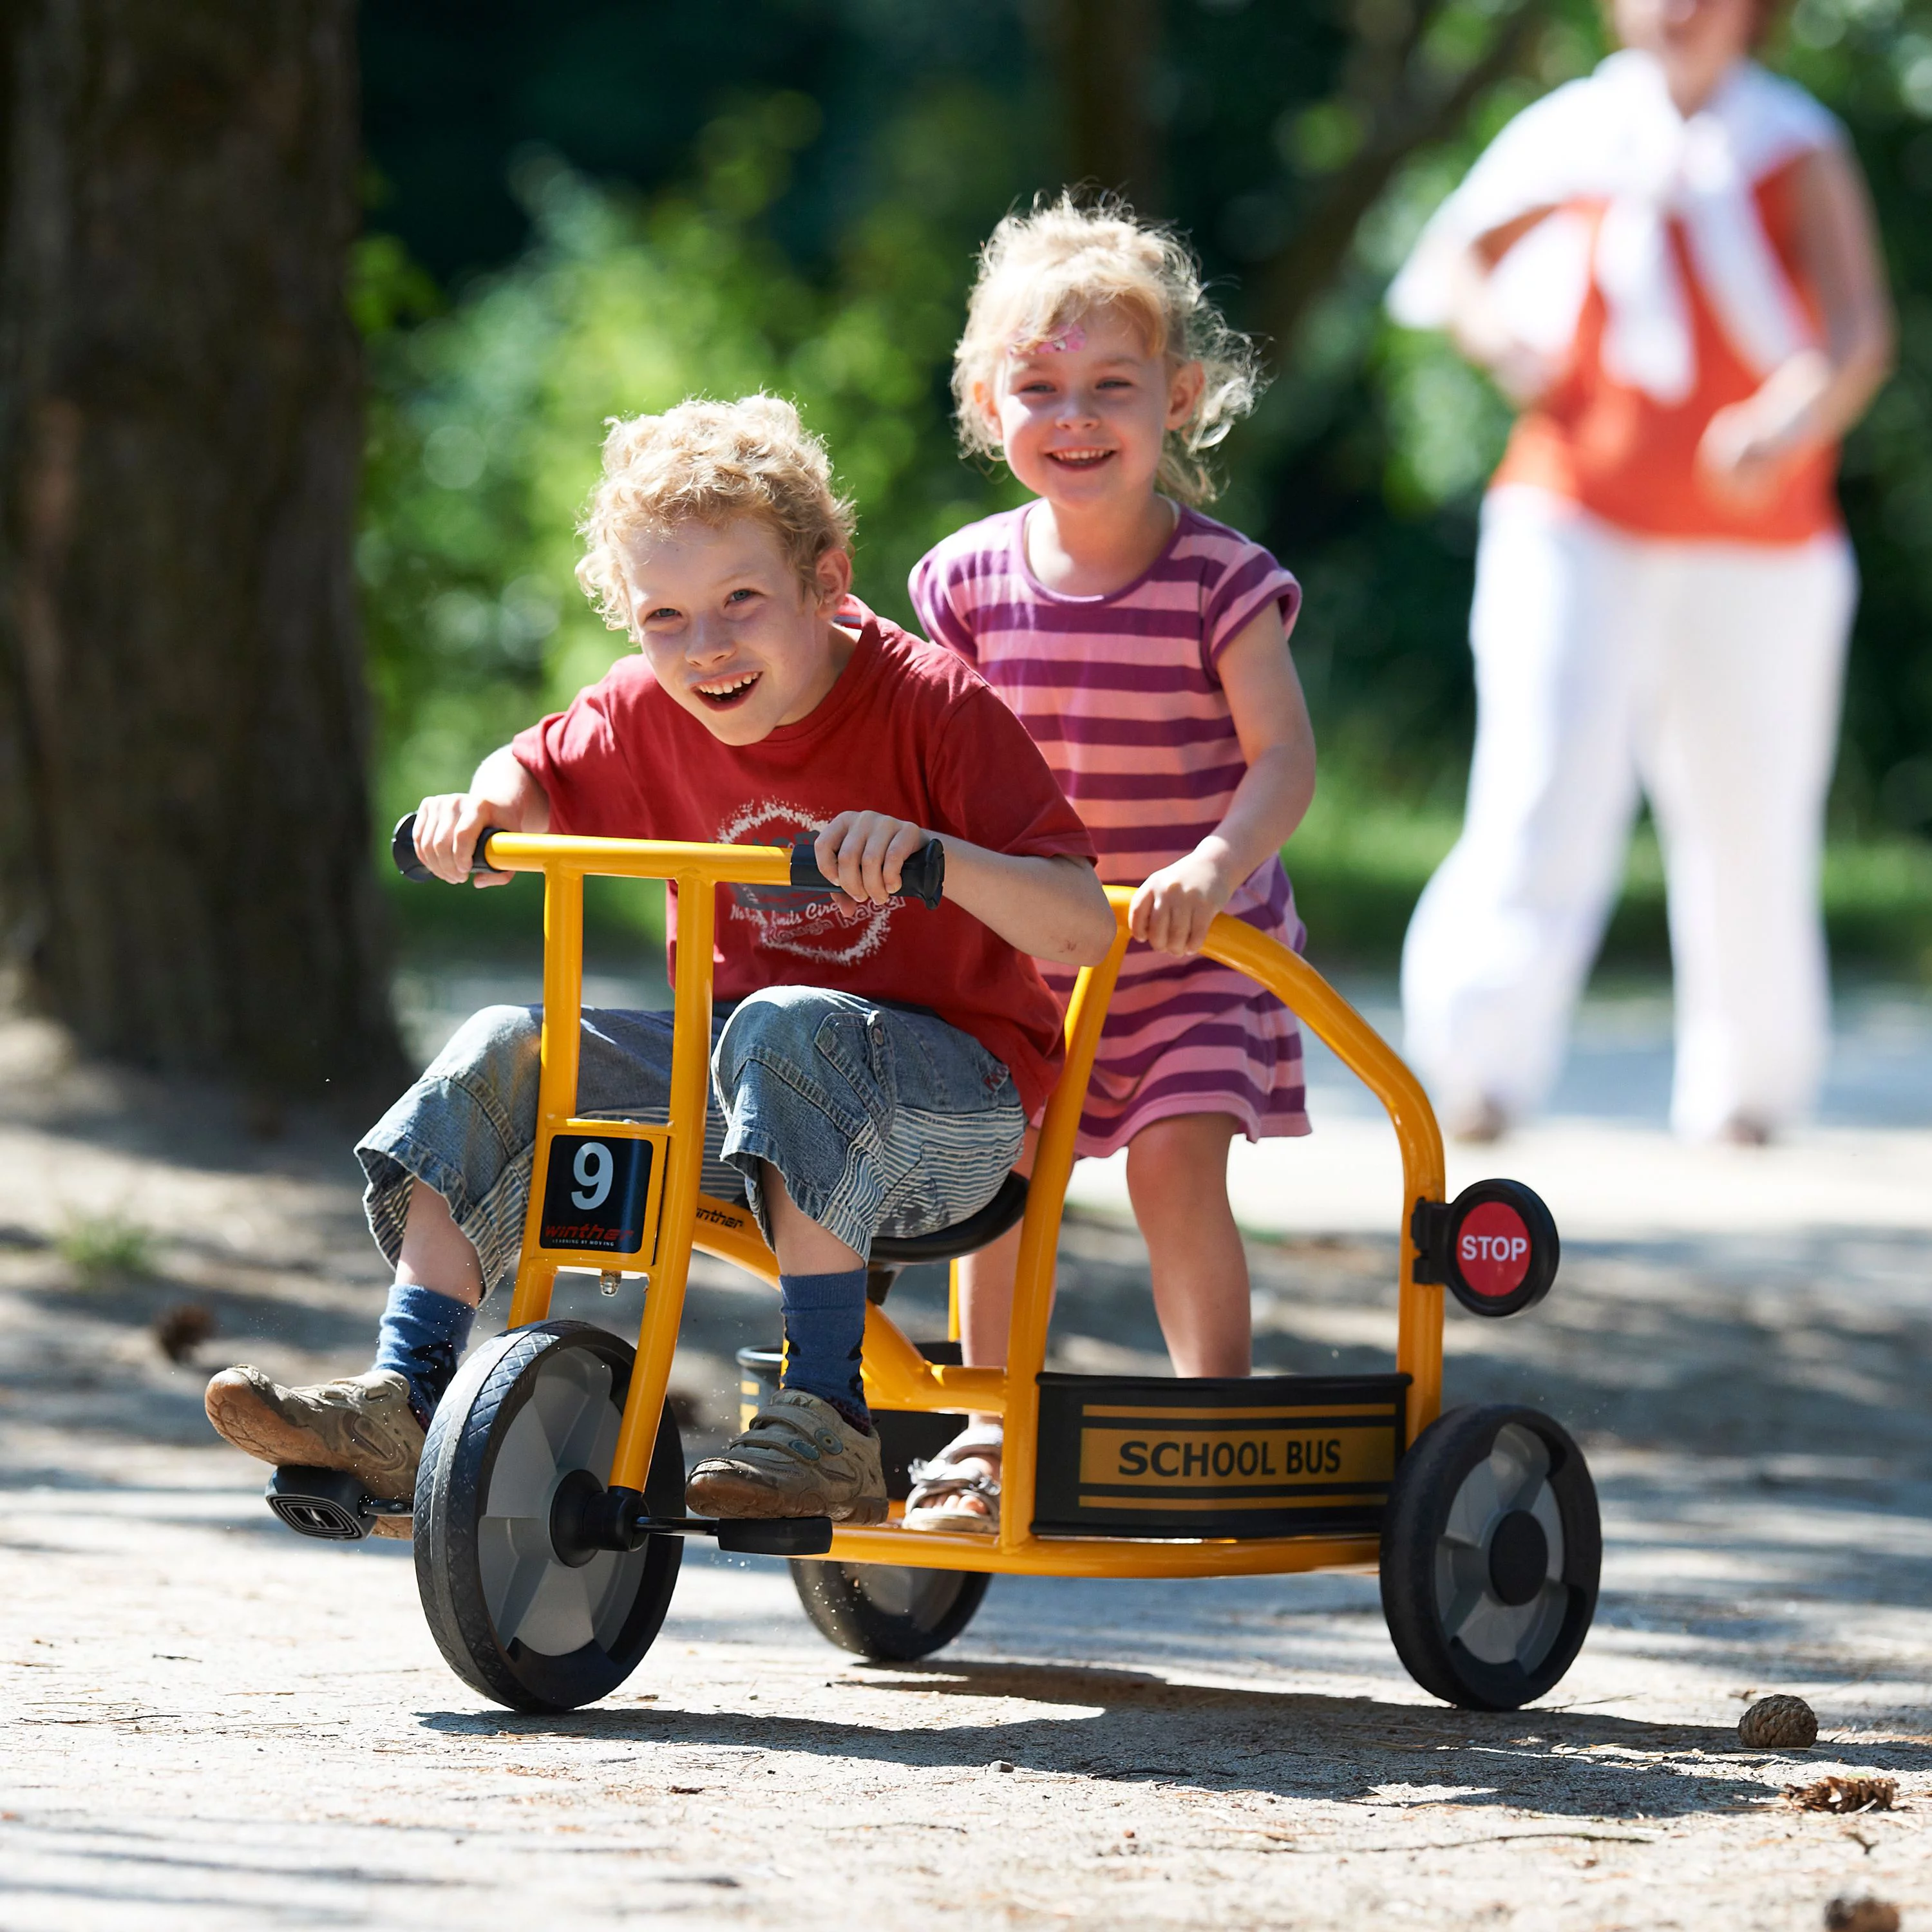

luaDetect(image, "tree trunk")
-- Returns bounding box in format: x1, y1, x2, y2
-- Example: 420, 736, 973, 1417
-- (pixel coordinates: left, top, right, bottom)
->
1048, 0, 1164, 215
0, 0, 402, 1095
1255, 0, 1548, 365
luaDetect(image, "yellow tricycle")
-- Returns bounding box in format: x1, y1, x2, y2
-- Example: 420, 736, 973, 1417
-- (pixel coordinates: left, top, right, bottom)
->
267, 824, 1598, 1716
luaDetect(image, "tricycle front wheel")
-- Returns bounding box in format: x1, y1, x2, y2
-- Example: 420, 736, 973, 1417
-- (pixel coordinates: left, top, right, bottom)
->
1379, 1404, 1600, 1711
415, 1320, 685, 1713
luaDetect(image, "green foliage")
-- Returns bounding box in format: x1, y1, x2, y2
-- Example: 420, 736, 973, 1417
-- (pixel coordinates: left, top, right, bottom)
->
359, 87, 1032, 849
57, 1216, 156, 1285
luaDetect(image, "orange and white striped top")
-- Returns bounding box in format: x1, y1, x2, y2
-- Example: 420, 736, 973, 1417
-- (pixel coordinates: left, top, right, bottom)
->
1391, 51, 1843, 545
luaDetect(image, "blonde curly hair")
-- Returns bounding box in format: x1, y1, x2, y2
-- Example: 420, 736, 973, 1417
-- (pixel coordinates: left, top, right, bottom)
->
952, 194, 1265, 505
576, 395, 857, 629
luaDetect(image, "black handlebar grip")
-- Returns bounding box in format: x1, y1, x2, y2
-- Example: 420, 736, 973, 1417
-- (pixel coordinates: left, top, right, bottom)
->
391, 812, 507, 883
789, 834, 945, 910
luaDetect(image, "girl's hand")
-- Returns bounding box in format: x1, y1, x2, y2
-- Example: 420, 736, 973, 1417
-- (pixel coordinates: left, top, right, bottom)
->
815, 810, 935, 907
1129, 847, 1235, 957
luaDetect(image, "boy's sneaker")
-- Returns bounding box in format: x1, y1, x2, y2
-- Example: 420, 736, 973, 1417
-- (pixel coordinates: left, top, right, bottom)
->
205, 1367, 424, 1536
686, 1389, 887, 1525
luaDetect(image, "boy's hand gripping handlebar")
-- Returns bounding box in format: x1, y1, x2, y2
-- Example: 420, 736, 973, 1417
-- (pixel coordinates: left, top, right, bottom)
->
391, 813, 513, 882
786, 833, 945, 909
390, 813, 946, 908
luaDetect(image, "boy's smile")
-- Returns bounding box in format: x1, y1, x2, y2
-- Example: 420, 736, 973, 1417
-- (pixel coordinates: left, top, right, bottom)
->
621, 518, 855, 744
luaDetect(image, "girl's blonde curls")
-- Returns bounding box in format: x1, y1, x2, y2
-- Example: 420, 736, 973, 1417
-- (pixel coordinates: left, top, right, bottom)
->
952, 193, 1265, 505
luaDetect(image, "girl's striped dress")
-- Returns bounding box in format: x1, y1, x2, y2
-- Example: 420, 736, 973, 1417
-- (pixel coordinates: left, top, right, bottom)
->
911, 503, 1310, 1159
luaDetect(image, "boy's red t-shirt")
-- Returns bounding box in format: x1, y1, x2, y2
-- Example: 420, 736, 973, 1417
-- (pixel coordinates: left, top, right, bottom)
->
509, 598, 1097, 1116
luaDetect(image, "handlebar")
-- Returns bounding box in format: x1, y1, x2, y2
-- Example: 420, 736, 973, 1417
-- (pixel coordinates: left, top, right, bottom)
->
391, 813, 510, 883
786, 834, 944, 910
390, 813, 946, 909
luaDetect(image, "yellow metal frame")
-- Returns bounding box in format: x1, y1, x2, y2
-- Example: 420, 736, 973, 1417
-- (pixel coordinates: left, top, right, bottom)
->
481, 833, 1447, 1583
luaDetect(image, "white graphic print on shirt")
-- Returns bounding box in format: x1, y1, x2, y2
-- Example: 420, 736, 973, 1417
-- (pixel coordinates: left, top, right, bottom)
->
714, 797, 901, 966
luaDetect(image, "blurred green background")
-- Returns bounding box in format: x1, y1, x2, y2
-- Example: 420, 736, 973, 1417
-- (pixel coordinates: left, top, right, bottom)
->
357, 0, 1932, 974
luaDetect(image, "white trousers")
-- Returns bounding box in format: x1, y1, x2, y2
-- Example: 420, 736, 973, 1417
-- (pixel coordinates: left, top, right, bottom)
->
1401, 486, 1857, 1139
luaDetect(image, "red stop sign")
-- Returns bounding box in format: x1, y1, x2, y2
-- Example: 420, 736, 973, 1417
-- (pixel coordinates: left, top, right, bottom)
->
1455, 1200, 1532, 1298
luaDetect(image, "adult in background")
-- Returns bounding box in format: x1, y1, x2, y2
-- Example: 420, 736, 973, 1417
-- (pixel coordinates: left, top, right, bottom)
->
1390, 0, 1893, 1143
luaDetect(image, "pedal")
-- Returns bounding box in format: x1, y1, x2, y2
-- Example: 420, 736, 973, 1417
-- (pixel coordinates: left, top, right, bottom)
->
265, 1465, 374, 1541
625, 1512, 834, 1555
714, 1516, 833, 1557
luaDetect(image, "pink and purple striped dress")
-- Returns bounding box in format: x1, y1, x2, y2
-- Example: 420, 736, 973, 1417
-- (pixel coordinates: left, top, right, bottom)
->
911, 503, 1311, 1159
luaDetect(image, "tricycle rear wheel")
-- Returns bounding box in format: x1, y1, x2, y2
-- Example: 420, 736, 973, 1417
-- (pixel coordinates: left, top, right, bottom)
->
1379, 1403, 1600, 1710
790, 1560, 990, 1661
415, 1320, 684, 1713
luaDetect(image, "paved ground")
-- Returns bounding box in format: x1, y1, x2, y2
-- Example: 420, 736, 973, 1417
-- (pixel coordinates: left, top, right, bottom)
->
3, 981, 1930, 1930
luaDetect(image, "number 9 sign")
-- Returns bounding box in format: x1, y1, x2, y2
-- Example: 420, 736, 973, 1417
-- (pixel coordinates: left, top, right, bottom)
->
571, 1141, 614, 1211
539, 1132, 654, 1256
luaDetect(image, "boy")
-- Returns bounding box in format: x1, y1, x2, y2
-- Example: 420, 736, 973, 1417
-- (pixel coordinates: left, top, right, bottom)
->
205, 394, 1114, 1526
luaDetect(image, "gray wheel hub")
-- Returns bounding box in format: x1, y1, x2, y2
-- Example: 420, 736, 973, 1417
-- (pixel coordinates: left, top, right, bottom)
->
476, 1346, 649, 1657
1433, 1423, 1568, 1670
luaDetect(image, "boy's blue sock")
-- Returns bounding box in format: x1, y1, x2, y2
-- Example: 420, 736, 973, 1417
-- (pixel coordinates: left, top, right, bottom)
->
777, 1268, 872, 1434
374, 1282, 475, 1428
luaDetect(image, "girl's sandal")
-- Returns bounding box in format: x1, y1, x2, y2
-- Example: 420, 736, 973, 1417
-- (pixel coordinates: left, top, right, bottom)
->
903, 1426, 1002, 1535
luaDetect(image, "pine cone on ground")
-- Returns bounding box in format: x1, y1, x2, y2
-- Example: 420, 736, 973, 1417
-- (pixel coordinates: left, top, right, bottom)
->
1824, 1896, 1901, 1932
1786, 1776, 1897, 1814
1739, 1694, 1818, 1749
153, 1302, 217, 1365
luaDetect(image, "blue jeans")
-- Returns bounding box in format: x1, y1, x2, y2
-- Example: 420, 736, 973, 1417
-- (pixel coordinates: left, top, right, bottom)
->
356, 987, 1027, 1302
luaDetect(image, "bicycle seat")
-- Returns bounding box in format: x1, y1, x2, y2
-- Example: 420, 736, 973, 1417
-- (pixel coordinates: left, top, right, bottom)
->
868, 1171, 1029, 1266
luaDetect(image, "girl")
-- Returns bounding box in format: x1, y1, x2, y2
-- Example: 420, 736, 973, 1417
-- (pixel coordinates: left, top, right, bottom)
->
903, 196, 1317, 1532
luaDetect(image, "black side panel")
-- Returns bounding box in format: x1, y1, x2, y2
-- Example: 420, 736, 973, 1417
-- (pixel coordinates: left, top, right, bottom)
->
1032, 1370, 1409, 1540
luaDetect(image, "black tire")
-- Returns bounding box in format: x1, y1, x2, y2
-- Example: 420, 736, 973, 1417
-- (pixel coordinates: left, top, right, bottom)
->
789, 1560, 990, 1662
1379, 1404, 1600, 1711
415, 1320, 684, 1713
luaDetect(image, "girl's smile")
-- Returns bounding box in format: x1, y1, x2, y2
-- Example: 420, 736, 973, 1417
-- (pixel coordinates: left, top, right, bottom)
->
987, 304, 1204, 516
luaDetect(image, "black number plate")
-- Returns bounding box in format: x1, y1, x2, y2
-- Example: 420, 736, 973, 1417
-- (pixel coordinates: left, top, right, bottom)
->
538, 1133, 654, 1255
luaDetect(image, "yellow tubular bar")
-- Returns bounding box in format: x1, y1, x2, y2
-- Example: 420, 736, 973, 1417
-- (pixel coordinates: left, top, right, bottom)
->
1191, 904, 1447, 1448
990, 889, 1446, 1571
997, 914, 1128, 1552
823, 1524, 1382, 1578
505, 863, 583, 1329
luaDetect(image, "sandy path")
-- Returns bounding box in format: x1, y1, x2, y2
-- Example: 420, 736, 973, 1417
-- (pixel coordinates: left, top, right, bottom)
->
1, 1017, 1927, 1929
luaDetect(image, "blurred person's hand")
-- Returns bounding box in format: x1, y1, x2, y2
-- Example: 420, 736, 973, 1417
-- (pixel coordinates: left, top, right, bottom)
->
1698, 349, 1833, 508
1455, 312, 1560, 407
1444, 245, 1562, 407
1701, 144, 1896, 509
